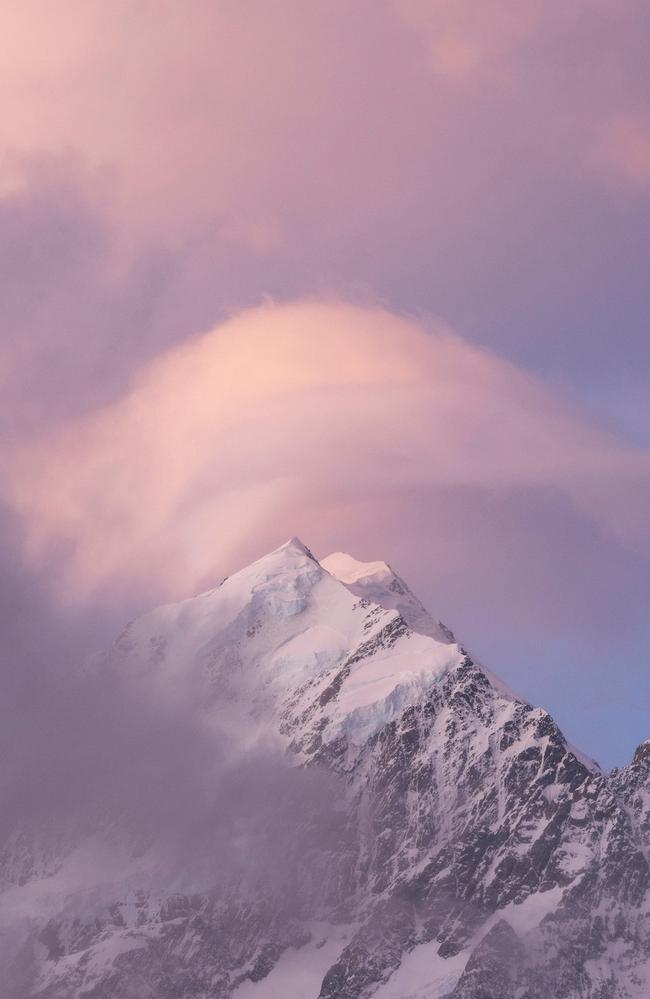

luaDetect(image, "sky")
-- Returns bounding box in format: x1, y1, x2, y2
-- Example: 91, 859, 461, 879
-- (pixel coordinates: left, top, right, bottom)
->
0, 0, 649, 768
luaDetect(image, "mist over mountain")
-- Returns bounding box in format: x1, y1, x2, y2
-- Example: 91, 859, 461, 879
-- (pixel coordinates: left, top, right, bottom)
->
1, 4, 649, 996
1, 538, 649, 998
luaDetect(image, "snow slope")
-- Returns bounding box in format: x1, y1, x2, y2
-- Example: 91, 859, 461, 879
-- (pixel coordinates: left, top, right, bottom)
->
2, 538, 649, 999
109, 538, 466, 750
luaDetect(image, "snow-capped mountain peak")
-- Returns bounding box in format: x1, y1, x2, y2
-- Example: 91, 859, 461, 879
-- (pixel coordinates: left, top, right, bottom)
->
3, 540, 649, 999
107, 539, 464, 754
320, 551, 393, 587
321, 549, 454, 643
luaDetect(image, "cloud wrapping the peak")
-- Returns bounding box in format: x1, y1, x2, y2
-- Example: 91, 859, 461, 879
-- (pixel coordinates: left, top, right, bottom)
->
6, 300, 648, 607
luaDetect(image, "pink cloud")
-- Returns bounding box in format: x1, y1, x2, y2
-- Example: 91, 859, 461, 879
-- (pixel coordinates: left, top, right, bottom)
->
596, 114, 650, 189
6, 300, 648, 604
0, 0, 647, 256
393, 0, 543, 83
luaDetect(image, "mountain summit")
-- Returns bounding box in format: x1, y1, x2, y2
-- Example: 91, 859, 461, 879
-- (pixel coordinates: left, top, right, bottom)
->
2, 540, 649, 998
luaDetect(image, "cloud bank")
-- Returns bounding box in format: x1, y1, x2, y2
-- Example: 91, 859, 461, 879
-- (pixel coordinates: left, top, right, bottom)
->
0, 1, 647, 447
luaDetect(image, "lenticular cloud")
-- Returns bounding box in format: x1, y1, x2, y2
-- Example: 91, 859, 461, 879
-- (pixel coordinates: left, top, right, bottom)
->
5, 299, 650, 601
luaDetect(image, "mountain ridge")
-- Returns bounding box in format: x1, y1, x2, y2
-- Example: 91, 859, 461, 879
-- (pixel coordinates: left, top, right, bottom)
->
2, 538, 648, 998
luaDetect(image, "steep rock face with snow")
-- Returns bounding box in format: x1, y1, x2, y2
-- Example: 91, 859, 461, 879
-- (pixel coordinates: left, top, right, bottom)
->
2, 539, 649, 998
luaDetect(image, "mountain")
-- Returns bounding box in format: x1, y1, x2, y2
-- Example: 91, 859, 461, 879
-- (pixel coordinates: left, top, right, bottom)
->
2, 538, 649, 998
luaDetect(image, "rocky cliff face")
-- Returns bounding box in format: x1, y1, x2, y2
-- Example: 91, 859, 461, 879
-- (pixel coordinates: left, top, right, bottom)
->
2, 539, 649, 998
